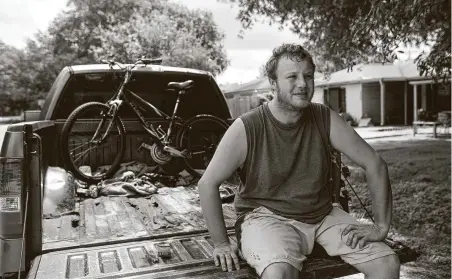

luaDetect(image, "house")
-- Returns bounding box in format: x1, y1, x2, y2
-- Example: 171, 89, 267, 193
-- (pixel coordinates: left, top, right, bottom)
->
223, 61, 451, 124
314, 61, 451, 125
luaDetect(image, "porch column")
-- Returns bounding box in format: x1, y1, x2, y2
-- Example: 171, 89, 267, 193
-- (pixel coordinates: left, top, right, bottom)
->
413, 84, 418, 121
421, 84, 427, 110
404, 81, 408, 125
380, 79, 385, 125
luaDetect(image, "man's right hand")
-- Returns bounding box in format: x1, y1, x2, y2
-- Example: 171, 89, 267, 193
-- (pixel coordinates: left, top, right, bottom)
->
197, 119, 247, 272
213, 242, 242, 272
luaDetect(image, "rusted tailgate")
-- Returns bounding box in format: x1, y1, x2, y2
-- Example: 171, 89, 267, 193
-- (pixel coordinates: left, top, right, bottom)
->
28, 231, 257, 279
28, 231, 419, 279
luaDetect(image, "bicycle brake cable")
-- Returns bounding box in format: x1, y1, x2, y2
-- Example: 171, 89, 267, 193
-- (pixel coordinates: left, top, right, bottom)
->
333, 157, 375, 224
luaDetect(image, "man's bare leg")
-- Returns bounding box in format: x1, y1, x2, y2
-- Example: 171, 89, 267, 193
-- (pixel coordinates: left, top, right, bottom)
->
352, 254, 400, 279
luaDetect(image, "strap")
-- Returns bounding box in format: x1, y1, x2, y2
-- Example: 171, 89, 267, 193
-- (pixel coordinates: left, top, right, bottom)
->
234, 213, 247, 250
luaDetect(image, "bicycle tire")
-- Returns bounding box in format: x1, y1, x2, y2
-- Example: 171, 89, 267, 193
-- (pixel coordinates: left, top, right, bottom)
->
176, 114, 229, 178
60, 102, 126, 184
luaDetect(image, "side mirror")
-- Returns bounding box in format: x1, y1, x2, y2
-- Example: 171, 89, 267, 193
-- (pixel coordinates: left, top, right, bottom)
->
24, 110, 41, 122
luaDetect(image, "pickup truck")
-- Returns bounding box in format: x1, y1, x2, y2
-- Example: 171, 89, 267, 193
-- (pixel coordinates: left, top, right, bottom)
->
0, 63, 418, 278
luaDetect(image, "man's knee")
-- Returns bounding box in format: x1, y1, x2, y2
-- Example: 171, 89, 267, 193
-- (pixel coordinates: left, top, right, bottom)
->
358, 254, 400, 278
261, 262, 299, 279
384, 254, 401, 277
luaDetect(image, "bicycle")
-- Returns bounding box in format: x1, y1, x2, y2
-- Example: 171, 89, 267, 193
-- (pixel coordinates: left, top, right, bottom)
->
60, 58, 230, 184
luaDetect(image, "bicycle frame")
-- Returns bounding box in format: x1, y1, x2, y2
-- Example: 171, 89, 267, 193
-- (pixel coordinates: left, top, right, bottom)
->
93, 64, 183, 146
123, 88, 183, 145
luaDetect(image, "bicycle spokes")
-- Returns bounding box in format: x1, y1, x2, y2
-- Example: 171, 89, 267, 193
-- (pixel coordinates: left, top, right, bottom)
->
72, 144, 99, 165
69, 141, 90, 153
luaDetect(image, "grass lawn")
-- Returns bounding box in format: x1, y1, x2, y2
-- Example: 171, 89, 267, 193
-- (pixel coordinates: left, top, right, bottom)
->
342, 139, 451, 279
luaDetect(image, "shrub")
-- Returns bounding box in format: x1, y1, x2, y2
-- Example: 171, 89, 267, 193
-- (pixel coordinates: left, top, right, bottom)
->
437, 111, 451, 126
340, 112, 357, 126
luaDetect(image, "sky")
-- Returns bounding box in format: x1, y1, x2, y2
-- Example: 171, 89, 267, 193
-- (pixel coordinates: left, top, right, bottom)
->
0, 0, 424, 85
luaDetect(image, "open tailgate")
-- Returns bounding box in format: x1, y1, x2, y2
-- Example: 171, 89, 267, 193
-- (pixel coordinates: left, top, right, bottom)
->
27, 230, 418, 279
28, 231, 257, 279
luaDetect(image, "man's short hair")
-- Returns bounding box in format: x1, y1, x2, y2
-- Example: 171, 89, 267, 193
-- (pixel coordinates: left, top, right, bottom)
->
264, 44, 316, 82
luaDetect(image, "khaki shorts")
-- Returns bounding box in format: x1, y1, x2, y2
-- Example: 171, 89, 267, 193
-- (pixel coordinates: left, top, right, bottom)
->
239, 205, 396, 276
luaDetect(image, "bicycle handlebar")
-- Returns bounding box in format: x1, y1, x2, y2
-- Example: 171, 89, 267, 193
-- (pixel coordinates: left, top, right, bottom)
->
100, 57, 162, 71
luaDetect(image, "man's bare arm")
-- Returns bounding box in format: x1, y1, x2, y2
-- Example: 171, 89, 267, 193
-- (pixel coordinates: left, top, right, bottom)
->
198, 118, 247, 252
329, 109, 392, 235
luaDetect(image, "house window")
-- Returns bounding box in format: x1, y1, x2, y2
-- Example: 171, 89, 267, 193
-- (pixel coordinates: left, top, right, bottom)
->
323, 89, 330, 108
339, 88, 346, 113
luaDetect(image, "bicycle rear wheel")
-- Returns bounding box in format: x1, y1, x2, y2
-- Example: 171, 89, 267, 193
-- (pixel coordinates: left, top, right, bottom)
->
176, 115, 229, 178
60, 102, 126, 184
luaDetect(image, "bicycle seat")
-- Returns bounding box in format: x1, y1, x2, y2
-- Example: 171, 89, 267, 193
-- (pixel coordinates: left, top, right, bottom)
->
167, 80, 194, 91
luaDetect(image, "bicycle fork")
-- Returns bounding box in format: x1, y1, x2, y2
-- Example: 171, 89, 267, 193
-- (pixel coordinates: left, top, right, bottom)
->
91, 100, 122, 144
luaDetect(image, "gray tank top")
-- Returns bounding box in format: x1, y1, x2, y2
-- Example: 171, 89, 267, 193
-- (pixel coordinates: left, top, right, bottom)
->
234, 102, 333, 224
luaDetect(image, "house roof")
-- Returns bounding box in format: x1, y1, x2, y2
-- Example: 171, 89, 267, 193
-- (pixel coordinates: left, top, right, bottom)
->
315, 61, 427, 87
219, 83, 241, 93
221, 77, 271, 94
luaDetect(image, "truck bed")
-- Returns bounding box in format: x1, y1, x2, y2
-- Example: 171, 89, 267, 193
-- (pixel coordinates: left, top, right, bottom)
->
35, 184, 419, 279
42, 185, 237, 251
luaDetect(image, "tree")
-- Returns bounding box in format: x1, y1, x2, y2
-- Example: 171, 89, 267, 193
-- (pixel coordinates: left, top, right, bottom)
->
0, 41, 23, 97
221, 0, 451, 80
8, 0, 229, 102
91, 9, 227, 74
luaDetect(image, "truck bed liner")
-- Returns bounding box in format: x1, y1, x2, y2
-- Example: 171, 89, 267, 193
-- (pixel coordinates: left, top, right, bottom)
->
42, 186, 237, 251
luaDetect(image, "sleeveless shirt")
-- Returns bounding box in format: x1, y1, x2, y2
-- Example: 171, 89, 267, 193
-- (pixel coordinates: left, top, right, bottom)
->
234, 102, 333, 224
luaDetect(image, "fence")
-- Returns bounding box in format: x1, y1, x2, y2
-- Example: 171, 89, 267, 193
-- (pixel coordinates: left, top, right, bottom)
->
226, 95, 265, 118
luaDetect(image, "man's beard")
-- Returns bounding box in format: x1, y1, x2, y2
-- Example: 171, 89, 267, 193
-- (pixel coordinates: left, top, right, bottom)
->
274, 85, 311, 111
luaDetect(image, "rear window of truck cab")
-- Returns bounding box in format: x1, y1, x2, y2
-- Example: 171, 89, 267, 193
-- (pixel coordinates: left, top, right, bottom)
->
53, 71, 229, 120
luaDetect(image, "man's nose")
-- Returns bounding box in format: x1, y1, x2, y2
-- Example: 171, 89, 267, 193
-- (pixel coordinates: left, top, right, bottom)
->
296, 76, 306, 88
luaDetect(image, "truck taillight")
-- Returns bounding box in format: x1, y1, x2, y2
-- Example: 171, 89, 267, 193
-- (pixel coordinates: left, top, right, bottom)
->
0, 197, 20, 212
0, 158, 23, 212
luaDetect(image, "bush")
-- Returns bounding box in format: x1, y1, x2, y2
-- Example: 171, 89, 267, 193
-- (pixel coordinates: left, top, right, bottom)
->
417, 108, 437, 121
339, 112, 357, 126
437, 111, 451, 126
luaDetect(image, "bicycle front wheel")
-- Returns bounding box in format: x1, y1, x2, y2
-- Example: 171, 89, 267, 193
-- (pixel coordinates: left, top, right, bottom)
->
176, 115, 229, 178
60, 102, 126, 184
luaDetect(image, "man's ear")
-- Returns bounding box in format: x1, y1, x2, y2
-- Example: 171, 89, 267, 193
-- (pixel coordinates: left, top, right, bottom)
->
269, 79, 277, 91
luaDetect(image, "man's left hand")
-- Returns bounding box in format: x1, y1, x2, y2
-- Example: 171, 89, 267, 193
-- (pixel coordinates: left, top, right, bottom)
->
342, 224, 388, 249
